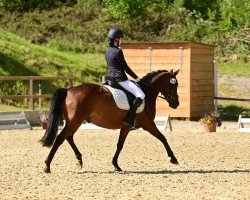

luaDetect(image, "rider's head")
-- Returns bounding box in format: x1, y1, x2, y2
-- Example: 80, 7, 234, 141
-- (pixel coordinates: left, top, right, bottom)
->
107, 28, 123, 46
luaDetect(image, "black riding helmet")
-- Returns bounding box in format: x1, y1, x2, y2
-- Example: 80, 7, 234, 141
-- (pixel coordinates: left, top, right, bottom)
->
107, 28, 124, 40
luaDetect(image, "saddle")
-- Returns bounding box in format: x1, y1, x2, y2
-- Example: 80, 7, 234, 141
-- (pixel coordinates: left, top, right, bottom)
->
103, 76, 145, 113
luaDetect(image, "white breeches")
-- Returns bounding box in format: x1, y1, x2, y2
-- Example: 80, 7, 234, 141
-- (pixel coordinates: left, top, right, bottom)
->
118, 80, 145, 100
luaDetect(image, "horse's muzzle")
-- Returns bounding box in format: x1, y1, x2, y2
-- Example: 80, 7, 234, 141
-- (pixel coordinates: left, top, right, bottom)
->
169, 101, 179, 109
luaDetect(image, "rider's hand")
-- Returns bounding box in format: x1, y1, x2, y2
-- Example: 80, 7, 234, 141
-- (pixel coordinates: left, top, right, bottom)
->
136, 76, 140, 81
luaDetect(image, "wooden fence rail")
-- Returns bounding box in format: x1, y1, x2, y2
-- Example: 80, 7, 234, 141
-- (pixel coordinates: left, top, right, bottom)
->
0, 94, 52, 99
0, 76, 74, 110
214, 97, 250, 102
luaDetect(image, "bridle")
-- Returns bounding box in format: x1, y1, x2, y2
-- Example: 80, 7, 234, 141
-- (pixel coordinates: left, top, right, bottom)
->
139, 76, 177, 101
166, 77, 177, 101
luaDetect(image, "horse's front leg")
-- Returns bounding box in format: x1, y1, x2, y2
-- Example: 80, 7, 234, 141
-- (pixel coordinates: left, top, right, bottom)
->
112, 128, 130, 171
143, 123, 178, 165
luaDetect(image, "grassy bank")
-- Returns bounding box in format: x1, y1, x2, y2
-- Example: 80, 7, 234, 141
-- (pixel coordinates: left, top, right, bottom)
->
218, 62, 250, 77
0, 28, 107, 84
0, 28, 107, 110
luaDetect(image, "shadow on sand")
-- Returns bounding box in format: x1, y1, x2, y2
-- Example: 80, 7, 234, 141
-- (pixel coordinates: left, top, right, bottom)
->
71, 169, 250, 175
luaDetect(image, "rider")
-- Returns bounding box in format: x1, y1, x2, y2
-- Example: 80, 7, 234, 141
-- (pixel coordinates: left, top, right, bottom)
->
105, 28, 145, 129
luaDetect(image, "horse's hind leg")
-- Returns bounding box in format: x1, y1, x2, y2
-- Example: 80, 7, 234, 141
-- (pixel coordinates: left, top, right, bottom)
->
144, 123, 178, 165
44, 130, 66, 173
112, 128, 130, 172
44, 124, 80, 173
67, 135, 83, 170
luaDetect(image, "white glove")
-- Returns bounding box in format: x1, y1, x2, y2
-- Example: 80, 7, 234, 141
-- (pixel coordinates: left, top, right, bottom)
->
136, 77, 140, 81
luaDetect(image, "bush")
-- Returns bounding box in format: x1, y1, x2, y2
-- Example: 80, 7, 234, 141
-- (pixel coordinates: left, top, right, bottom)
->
0, 0, 77, 12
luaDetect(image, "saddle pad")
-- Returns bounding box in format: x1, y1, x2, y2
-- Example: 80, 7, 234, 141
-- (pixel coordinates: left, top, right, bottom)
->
103, 85, 145, 113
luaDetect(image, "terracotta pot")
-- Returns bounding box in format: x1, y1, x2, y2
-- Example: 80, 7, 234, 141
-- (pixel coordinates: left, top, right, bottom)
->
41, 121, 47, 129
202, 123, 216, 132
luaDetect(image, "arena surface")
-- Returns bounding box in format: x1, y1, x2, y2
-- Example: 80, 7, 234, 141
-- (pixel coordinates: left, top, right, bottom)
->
0, 121, 249, 199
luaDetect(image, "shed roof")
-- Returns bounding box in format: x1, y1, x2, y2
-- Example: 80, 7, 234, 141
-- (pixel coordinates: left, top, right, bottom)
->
122, 41, 214, 49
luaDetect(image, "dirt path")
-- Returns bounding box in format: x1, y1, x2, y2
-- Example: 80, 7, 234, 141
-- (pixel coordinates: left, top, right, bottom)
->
0, 121, 249, 200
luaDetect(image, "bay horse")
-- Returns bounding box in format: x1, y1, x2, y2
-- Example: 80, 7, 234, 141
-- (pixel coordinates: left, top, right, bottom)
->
40, 69, 180, 173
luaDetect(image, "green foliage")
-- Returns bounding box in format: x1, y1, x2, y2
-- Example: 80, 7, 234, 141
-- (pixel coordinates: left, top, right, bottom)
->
219, 104, 250, 120
0, 5, 109, 53
1, 0, 249, 59
164, 8, 213, 41
218, 0, 250, 30
104, 0, 147, 19
183, 0, 220, 19
0, 0, 77, 11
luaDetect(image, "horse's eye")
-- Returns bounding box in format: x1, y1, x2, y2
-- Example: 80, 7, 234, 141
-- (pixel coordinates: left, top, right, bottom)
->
170, 78, 176, 84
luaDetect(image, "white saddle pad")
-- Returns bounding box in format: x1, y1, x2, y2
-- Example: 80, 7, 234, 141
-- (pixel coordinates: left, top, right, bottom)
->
103, 85, 145, 113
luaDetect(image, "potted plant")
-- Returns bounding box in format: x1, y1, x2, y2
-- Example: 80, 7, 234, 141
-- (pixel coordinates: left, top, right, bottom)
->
199, 111, 222, 132
39, 114, 48, 129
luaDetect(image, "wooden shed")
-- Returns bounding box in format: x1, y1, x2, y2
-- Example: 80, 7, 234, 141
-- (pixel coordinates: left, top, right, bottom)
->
121, 42, 215, 119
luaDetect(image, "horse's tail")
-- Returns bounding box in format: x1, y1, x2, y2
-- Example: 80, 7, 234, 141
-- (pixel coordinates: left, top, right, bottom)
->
40, 88, 67, 147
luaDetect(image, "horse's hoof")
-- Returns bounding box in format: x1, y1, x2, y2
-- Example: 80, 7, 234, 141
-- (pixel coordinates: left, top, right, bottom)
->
77, 160, 83, 170
44, 167, 51, 173
114, 167, 122, 172
170, 157, 179, 165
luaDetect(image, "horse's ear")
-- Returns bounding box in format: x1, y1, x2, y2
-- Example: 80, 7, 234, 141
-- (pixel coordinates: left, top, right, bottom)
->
170, 69, 173, 73
174, 69, 180, 76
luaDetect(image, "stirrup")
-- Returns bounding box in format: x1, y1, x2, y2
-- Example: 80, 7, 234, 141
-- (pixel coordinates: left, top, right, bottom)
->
123, 121, 138, 130
123, 120, 134, 128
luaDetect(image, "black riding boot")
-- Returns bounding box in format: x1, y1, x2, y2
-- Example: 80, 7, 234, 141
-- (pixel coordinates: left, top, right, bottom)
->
123, 97, 143, 129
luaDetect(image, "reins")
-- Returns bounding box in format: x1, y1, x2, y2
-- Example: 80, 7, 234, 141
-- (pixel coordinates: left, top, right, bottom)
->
138, 79, 174, 101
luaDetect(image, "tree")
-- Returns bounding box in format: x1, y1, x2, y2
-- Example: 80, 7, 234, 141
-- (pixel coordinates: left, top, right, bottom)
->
104, 0, 174, 20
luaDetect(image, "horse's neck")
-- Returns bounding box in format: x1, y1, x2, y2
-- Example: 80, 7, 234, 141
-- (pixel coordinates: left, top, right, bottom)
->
139, 83, 157, 117
140, 82, 158, 102
140, 71, 170, 101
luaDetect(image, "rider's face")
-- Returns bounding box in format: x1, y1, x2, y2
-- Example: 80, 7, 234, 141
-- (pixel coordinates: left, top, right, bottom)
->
115, 38, 121, 46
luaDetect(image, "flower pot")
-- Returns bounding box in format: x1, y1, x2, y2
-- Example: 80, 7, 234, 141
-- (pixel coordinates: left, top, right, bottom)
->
41, 121, 47, 129
202, 124, 216, 132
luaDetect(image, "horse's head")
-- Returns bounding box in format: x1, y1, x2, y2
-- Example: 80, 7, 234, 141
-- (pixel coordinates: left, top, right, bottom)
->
140, 69, 180, 109
162, 69, 180, 109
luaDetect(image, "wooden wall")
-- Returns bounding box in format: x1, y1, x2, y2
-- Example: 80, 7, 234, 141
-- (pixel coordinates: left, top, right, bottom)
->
121, 42, 215, 119
189, 42, 215, 118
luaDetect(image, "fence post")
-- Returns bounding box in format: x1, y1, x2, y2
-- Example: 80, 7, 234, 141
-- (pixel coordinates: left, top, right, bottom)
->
179, 47, 183, 73
29, 78, 34, 110
214, 60, 218, 112
39, 80, 42, 112
148, 47, 152, 72
69, 79, 73, 88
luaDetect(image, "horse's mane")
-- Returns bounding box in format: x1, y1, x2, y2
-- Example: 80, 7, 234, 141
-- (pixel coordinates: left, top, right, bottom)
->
140, 70, 169, 82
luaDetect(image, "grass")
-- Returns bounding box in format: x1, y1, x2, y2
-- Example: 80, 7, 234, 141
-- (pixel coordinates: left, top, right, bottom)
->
216, 61, 250, 119
0, 104, 29, 112
0, 28, 107, 84
218, 62, 250, 77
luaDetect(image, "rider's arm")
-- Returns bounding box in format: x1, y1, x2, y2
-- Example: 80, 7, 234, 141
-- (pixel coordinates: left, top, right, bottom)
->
118, 50, 138, 80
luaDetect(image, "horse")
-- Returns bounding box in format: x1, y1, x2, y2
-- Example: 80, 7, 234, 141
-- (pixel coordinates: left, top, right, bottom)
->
40, 69, 180, 173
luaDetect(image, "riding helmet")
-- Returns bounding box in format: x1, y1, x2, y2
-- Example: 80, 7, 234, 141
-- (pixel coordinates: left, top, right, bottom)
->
107, 28, 124, 40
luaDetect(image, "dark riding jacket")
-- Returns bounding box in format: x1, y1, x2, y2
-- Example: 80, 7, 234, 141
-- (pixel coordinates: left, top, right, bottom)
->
105, 44, 137, 82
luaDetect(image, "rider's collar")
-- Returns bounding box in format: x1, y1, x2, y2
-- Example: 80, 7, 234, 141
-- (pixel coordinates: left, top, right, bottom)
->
114, 44, 120, 49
